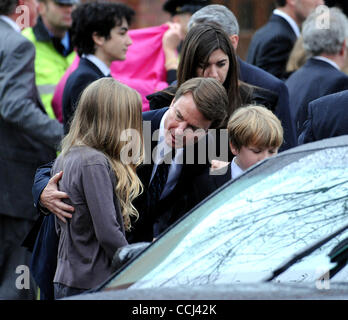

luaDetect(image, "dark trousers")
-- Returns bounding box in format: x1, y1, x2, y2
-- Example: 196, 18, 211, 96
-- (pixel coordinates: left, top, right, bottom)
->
0, 215, 37, 300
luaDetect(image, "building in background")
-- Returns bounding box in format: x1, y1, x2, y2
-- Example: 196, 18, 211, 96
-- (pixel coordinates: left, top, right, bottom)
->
80, 0, 339, 60
109, 0, 276, 59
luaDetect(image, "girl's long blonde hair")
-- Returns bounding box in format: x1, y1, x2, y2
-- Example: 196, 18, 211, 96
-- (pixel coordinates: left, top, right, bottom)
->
61, 78, 144, 231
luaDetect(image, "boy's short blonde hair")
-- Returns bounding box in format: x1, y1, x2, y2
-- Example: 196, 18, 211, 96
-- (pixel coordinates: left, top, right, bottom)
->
227, 105, 284, 150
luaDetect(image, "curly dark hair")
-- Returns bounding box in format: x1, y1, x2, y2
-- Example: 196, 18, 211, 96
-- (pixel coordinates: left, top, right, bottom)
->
275, 0, 286, 7
71, 2, 135, 56
0, 0, 18, 15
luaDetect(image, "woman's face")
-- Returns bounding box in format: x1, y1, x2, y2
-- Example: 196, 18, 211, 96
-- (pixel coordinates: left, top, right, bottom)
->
196, 49, 230, 84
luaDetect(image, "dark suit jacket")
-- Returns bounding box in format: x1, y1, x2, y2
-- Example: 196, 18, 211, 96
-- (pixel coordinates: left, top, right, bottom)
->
286, 58, 348, 138
62, 57, 105, 133
129, 108, 209, 242
238, 58, 296, 151
298, 90, 348, 144
246, 14, 297, 79
189, 165, 232, 212
0, 19, 63, 221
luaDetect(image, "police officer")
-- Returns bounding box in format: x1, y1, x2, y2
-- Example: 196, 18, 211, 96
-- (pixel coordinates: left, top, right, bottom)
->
22, 0, 78, 119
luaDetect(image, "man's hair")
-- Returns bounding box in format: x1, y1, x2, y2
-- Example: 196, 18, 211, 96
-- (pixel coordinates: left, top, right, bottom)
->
227, 105, 283, 151
188, 4, 239, 36
302, 6, 348, 56
71, 2, 134, 56
275, 0, 287, 7
0, 0, 18, 15
174, 77, 229, 129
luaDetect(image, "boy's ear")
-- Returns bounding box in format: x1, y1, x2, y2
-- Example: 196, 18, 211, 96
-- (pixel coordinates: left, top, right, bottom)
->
92, 32, 105, 47
229, 141, 239, 156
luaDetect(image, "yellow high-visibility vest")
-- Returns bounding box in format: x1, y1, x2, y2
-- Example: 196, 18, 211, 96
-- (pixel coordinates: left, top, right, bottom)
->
22, 27, 76, 119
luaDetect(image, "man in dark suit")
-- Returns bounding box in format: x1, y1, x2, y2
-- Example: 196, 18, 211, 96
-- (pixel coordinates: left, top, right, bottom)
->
30, 79, 228, 300
298, 90, 348, 144
188, 4, 297, 151
0, 0, 63, 299
32, 77, 229, 277
286, 7, 348, 138
62, 2, 134, 133
247, 0, 323, 79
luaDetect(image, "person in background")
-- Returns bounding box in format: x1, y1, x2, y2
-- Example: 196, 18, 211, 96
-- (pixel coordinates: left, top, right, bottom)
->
22, 0, 77, 119
286, 1, 348, 76
62, 1, 134, 133
164, 4, 297, 151
163, 0, 210, 42
189, 105, 283, 210
285, 36, 307, 77
161, 0, 211, 83
247, 0, 323, 79
52, 77, 144, 299
298, 90, 348, 144
0, 0, 63, 299
286, 6, 348, 138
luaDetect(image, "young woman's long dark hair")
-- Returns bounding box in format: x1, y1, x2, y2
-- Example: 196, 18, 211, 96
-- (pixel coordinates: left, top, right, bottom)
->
177, 22, 242, 116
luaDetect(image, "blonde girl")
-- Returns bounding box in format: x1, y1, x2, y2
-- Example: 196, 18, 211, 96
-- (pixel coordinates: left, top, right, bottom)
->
52, 77, 143, 298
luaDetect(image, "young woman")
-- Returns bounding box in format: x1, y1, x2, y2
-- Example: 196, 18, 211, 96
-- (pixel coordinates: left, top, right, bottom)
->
148, 23, 277, 121
51, 77, 143, 298
177, 22, 241, 117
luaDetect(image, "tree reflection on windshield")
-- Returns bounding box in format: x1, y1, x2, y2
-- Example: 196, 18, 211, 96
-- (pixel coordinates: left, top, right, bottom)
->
130, 147, 348, 289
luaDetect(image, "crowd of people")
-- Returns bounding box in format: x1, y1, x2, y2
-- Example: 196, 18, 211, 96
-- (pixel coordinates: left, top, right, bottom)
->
1, 0, 348, 300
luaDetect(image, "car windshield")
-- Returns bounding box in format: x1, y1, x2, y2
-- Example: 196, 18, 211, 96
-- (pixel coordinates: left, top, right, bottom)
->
103, 145, 348, 291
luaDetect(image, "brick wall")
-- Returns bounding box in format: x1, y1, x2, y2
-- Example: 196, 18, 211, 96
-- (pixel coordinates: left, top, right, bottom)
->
113, 0, 171, 29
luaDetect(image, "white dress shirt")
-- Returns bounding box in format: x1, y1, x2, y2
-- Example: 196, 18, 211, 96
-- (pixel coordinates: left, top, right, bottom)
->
273, 9, 301, 38
230, 157, 244, 180
0, 15, 21, 32
312, 56, 340, 70
82, 54, 111, 76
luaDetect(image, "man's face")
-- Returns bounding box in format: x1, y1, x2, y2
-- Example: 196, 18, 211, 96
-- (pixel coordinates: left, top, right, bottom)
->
98, 18, 132, 65
164, 92, 212, 149
172, 12, 192, 38
39, 0, 75, 31
294, 0, 324, 23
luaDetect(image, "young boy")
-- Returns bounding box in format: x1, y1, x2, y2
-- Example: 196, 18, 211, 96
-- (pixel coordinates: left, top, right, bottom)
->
225, 104, 283, 179
191, 105, 284, 207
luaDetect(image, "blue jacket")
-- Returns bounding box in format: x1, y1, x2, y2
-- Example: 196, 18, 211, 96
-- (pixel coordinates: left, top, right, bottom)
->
298, 90, 348, 144
286, 58, 348, 137
246, 13, 297, 79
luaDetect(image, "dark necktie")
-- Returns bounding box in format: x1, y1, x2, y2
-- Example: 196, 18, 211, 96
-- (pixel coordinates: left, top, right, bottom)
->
147, 144, 176, 211
147, 161, 170, 212
51, 37, 72, 57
